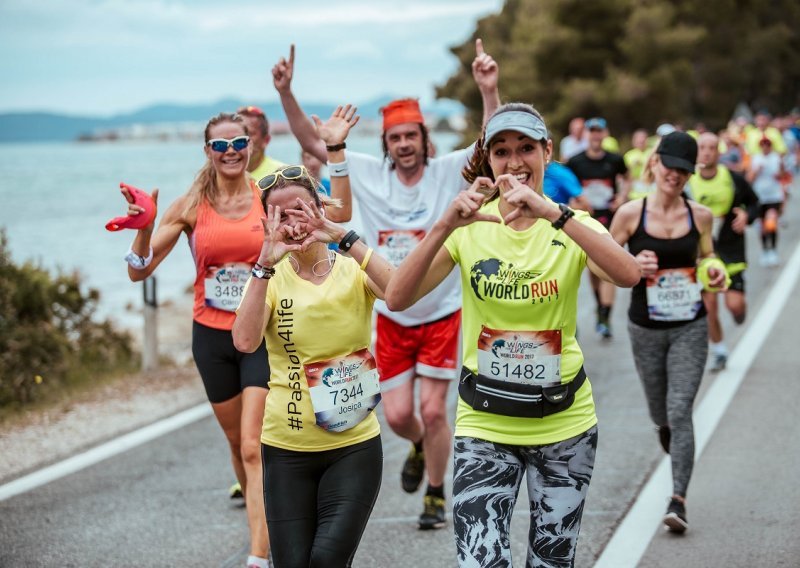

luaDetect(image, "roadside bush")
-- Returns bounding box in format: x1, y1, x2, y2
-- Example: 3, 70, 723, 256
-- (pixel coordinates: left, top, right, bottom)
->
0, 229, 137, 409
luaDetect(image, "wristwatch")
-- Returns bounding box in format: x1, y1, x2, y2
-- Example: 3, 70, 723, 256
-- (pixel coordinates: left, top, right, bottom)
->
551, 203, 575, 230
251, 263, 276, 279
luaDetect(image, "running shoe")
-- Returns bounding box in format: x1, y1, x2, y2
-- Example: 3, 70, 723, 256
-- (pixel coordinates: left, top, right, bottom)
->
596, 322, 612, 340
710, 353, 727, 373
663, 497, 688, 533
657, 425, 671, 454
418, 495, 447, 530
230, 481, 243, 500
401, 444, 425, 493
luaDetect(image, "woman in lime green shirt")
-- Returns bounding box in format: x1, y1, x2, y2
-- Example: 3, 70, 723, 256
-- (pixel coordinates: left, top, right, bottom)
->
386, 103, 640, 567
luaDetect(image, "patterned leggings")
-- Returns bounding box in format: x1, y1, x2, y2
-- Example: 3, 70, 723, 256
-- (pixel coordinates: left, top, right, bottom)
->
453, 427, 598, 568
628, 317, 708, 497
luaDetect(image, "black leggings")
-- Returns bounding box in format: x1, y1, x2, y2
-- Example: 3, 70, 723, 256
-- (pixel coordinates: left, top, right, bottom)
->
261, 436, 383, 568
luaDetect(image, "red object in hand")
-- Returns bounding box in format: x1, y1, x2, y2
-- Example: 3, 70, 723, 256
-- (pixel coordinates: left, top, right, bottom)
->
105, 182, 156, 231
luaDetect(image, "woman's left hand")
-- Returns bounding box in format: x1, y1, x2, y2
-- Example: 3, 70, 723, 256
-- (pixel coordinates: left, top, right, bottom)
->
499, 174, 556, 224
706, 266, 728, 290
288, 198, 344, 249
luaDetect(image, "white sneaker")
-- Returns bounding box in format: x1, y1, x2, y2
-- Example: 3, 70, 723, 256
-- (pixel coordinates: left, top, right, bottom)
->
767, 250, 780, 267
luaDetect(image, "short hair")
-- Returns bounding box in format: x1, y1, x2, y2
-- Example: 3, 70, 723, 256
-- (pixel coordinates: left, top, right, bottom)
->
237, 105, 269, 137
381, 122, 431, 169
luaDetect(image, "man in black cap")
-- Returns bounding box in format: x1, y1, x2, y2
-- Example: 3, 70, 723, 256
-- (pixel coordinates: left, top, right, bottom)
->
566, 117, 630, 339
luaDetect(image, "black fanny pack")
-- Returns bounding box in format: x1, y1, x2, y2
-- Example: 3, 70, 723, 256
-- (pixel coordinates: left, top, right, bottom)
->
458, 365, 587, 418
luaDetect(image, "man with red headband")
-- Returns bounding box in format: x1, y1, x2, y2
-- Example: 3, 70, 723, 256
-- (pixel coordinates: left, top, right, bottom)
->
237, 105, 286, 181
272, 40, 500, 530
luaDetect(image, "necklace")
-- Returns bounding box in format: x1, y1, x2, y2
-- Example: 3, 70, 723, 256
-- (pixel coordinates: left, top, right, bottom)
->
288, 250, 336, 277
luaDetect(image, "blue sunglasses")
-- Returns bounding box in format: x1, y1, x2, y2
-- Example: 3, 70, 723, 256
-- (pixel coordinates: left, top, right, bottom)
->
207, 135, 250, 153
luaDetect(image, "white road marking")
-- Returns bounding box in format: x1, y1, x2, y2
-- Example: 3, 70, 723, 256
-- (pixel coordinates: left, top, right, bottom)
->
594, 241, 800, 567
0, 404, 211, 501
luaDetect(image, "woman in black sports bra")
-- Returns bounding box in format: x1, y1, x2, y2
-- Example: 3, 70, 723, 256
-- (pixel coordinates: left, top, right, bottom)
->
610, 132, 727, 535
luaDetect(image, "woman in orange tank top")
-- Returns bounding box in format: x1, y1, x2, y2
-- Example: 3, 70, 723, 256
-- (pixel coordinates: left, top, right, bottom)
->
120, 112, 270, 568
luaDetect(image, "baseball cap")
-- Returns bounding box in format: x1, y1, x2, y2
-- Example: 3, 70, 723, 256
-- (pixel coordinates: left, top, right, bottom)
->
483, 110, 548, 148
585, 117, 607, 130
656, 123, 676, 137
656, 131, 697, 173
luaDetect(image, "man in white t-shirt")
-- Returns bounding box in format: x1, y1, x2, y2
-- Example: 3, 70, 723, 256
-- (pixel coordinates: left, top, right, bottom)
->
272, 41, 500, 530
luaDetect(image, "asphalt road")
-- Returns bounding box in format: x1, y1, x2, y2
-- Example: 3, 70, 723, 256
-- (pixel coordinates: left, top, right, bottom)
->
2, 195, 799, 568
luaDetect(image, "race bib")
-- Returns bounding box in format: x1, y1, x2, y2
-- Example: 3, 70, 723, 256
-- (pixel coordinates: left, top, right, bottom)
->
477, 327, 562, 388
304, 348, 382, 433
378, 229, 426, 267
646, 268, 703, 321
204, 263, 251, 311
582, 179, 614, 210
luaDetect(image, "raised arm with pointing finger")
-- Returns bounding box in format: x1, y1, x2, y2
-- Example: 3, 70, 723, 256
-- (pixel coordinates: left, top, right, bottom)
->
272, 40, 501, 165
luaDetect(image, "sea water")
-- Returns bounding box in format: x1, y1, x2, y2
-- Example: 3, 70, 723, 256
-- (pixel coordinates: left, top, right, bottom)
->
0, 132, 460, 332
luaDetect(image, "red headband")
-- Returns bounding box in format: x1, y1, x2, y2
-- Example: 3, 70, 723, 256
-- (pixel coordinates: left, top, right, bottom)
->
381, 98, 424, 130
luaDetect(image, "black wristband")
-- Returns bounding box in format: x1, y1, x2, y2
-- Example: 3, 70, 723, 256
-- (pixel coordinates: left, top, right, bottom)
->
326, 142, 346, 152
338, 230, 360, 252
551, 203, 575, 230
251, 263, 276, 279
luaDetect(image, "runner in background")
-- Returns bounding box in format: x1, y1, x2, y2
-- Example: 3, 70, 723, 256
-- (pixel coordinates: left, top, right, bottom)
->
625, 129, 653, 200
237, 105, 286, 181
566, 117, 630, 339
611, 131, 727, 534
744, 110, 788, 157
559, 117, 587, 161
384, 102, 640, 566
270, 40, 500, 530
748, 136, 787, 267
688, 133, 760, 372
301, 150, 331, 195
120, 112, 270, 568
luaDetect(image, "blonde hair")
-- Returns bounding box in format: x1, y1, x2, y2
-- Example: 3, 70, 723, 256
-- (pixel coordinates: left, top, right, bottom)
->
259, 166, 343, 212
183, 113, 248, 217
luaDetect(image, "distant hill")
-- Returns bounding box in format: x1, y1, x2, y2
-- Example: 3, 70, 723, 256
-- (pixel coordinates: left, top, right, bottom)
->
0, 96, 464, 142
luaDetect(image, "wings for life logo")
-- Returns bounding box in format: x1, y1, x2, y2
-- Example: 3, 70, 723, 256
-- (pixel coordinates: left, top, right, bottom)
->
469, 258, 558, 304
320, 360, 363, 388
213, 265, 249, 283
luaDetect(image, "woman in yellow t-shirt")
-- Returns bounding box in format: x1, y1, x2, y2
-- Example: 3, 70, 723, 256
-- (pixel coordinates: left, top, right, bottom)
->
233, 108, 395, 568
385, 103, 640, 567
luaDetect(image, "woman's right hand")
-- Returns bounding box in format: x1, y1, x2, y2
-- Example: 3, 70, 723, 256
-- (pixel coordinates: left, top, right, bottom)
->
312, 104, 360, 146
121, 185, 158, 233
635, 249, 659, 277
257, 204, 303, 267
440, 177, 501, 230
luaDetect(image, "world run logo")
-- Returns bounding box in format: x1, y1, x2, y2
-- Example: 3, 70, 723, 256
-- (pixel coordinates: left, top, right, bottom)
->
468, 258, 558, 303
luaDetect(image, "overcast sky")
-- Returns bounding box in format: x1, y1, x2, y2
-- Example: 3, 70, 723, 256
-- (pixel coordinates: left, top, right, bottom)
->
1, 0, 503, 117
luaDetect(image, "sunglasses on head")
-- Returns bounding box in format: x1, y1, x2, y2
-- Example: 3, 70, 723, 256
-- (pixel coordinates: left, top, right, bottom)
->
207, 136, 250, 153
257, 165, 310, 191
238, 105, 265, 117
